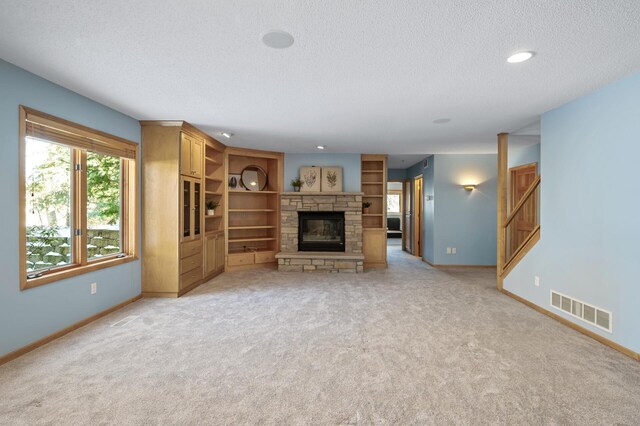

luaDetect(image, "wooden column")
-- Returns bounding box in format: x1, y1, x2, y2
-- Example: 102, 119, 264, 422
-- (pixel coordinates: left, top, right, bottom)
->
496, 133, 508, 290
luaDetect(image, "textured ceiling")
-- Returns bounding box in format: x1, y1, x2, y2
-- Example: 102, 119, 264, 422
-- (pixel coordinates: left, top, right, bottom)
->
1, 1, 639, 157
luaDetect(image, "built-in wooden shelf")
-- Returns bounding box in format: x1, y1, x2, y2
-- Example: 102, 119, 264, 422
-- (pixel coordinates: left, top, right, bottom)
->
205, 156, 222, 165
228, 247, 274, 254
229, 225, 277, 230
228, 237, 277, 243
362, 170, 384, 173
362, 214, 383, 216
363, 195, 384, 198
205, 215, 222, 220
228, 190, 279, 194
229, 209, 277, 212
205, 177, 222, 182
205, 191, 222, 196
362, 181, 384, 184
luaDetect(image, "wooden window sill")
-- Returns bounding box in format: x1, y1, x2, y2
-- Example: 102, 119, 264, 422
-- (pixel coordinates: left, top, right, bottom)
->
21, 255, 138, 290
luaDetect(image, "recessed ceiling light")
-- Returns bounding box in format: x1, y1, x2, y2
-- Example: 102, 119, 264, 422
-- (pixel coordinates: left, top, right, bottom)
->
316, 145, 326, 150
220, 132, 233, 138
507, 51, 535, 63
433, 118, 451, 124
262, 30, 294, 49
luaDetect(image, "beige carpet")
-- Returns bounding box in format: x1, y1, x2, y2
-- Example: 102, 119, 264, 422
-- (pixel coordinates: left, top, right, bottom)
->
1, 246, 639, 425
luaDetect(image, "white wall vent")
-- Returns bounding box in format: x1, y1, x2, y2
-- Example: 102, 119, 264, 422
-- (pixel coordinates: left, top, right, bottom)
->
550, 291, 612, 333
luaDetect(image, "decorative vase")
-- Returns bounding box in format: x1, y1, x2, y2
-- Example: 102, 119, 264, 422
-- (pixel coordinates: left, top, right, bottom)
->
207, 209, 215, 216
293, 186, 301, 192
363, 207, 370, 214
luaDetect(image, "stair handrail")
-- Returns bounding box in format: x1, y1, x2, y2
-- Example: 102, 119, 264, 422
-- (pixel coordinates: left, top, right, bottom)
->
504, 175, 541, 227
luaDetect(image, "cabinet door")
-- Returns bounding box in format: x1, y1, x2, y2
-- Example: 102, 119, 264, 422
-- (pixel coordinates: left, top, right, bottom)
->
215, 235, 225, 271
193, 181, 201, 237
181, 178, 191, 240
191, 137, 203, 178
363, 229, 387, 266
181, 177, 202, 242
204, 235, 217, 276
180, 133, 193, 176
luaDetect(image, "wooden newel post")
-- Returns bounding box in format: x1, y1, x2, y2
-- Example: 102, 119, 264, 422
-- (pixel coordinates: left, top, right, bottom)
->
497, 133, 508, 290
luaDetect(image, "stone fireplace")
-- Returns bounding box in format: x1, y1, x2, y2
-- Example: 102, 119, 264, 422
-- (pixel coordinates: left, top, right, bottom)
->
276, 192, 364, 273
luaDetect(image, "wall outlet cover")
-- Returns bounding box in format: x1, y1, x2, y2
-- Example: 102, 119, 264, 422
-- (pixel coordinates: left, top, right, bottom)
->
452, 248, 457, 254
446, 247, 452, 254
91, 282, 97, 294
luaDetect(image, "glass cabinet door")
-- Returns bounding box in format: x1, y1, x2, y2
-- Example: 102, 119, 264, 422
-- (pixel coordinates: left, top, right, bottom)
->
183, 180, 191, 238
194, 182, 201, 236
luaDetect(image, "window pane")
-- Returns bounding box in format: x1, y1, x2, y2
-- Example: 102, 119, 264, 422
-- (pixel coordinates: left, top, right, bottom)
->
86, 151, 122, 260
25, 137, 73, 273
387, 194, 400, 213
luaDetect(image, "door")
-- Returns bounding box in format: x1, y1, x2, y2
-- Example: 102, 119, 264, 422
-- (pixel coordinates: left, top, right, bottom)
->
509, 163, 537, 256
403, 180, 412, 253
413, 176, 423, 258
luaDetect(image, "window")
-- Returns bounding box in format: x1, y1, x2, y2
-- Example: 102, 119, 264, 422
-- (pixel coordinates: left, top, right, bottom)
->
20, 106, 138, 290
387, 192, 401, 214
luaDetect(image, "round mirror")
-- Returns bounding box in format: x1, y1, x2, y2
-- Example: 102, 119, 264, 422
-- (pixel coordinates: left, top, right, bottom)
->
241, 165, 268, 191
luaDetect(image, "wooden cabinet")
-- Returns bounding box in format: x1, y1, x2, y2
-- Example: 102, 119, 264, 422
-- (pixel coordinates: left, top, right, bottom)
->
204, 233, 225, 277
181, 132, 203, 178
361, 154, 388, 268
363, 229, 387, 266
181, 176, 202, 242
225, 147, 283, 271
141, 121, 225, 297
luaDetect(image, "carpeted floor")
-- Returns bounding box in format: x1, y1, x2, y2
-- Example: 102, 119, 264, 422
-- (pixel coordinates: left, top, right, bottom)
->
1, 246, 639, 425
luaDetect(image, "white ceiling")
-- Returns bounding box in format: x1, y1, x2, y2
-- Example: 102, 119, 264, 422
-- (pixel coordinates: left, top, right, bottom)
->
1, 1, 639, 158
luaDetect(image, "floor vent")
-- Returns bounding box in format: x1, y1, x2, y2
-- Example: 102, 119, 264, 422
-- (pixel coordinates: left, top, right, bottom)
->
550, 291, 612, 333
111, 315, 139, 328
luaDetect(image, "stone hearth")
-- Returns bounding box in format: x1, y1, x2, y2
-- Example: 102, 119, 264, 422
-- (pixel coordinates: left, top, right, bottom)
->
277, 192, 364, 273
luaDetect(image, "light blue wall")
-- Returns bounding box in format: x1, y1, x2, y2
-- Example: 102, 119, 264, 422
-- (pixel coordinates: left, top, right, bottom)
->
504, 72, 640, 353
508, 143, 540, 169
401, 154, 497, 265
388, 168, 407, 180
0, 60, 141, 358
283, 153, 361, 192
431, 154, 497, 265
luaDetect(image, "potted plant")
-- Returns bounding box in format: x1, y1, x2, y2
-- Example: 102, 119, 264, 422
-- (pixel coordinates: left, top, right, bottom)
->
291, 178, 303, 192
206, 200, 219, 216
362, 201, 372, 214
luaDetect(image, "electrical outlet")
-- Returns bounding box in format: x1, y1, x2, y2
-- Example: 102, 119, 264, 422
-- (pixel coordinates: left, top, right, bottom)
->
91, 282, 97, 294
452, 248, 457, 254
446, 247, 452, 254
534, 276, 540, 287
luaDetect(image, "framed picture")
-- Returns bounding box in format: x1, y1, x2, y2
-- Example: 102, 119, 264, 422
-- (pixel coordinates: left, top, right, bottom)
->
228, 174, 242, 190
300, 166, 321, 192
321, 167, 343, 192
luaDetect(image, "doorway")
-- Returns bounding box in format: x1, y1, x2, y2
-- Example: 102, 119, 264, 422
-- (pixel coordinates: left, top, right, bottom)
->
413, 175, 423, 258
509, 163, 538, 256
386, 181, 403, 248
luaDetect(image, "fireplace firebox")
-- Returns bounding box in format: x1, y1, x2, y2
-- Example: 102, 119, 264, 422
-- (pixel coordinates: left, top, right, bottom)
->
298, 212, 345, 252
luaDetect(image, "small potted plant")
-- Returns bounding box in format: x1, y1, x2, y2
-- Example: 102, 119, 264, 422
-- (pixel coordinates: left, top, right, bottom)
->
206, 200, 219, 216
362, 201, 372, 214
291, 178, 303, 192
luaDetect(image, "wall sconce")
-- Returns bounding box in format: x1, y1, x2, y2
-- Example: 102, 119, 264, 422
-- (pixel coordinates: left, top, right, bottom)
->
463, 184, 477, 191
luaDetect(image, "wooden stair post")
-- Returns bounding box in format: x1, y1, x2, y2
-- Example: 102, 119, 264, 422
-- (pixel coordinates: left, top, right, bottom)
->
497, 133, 508, 290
